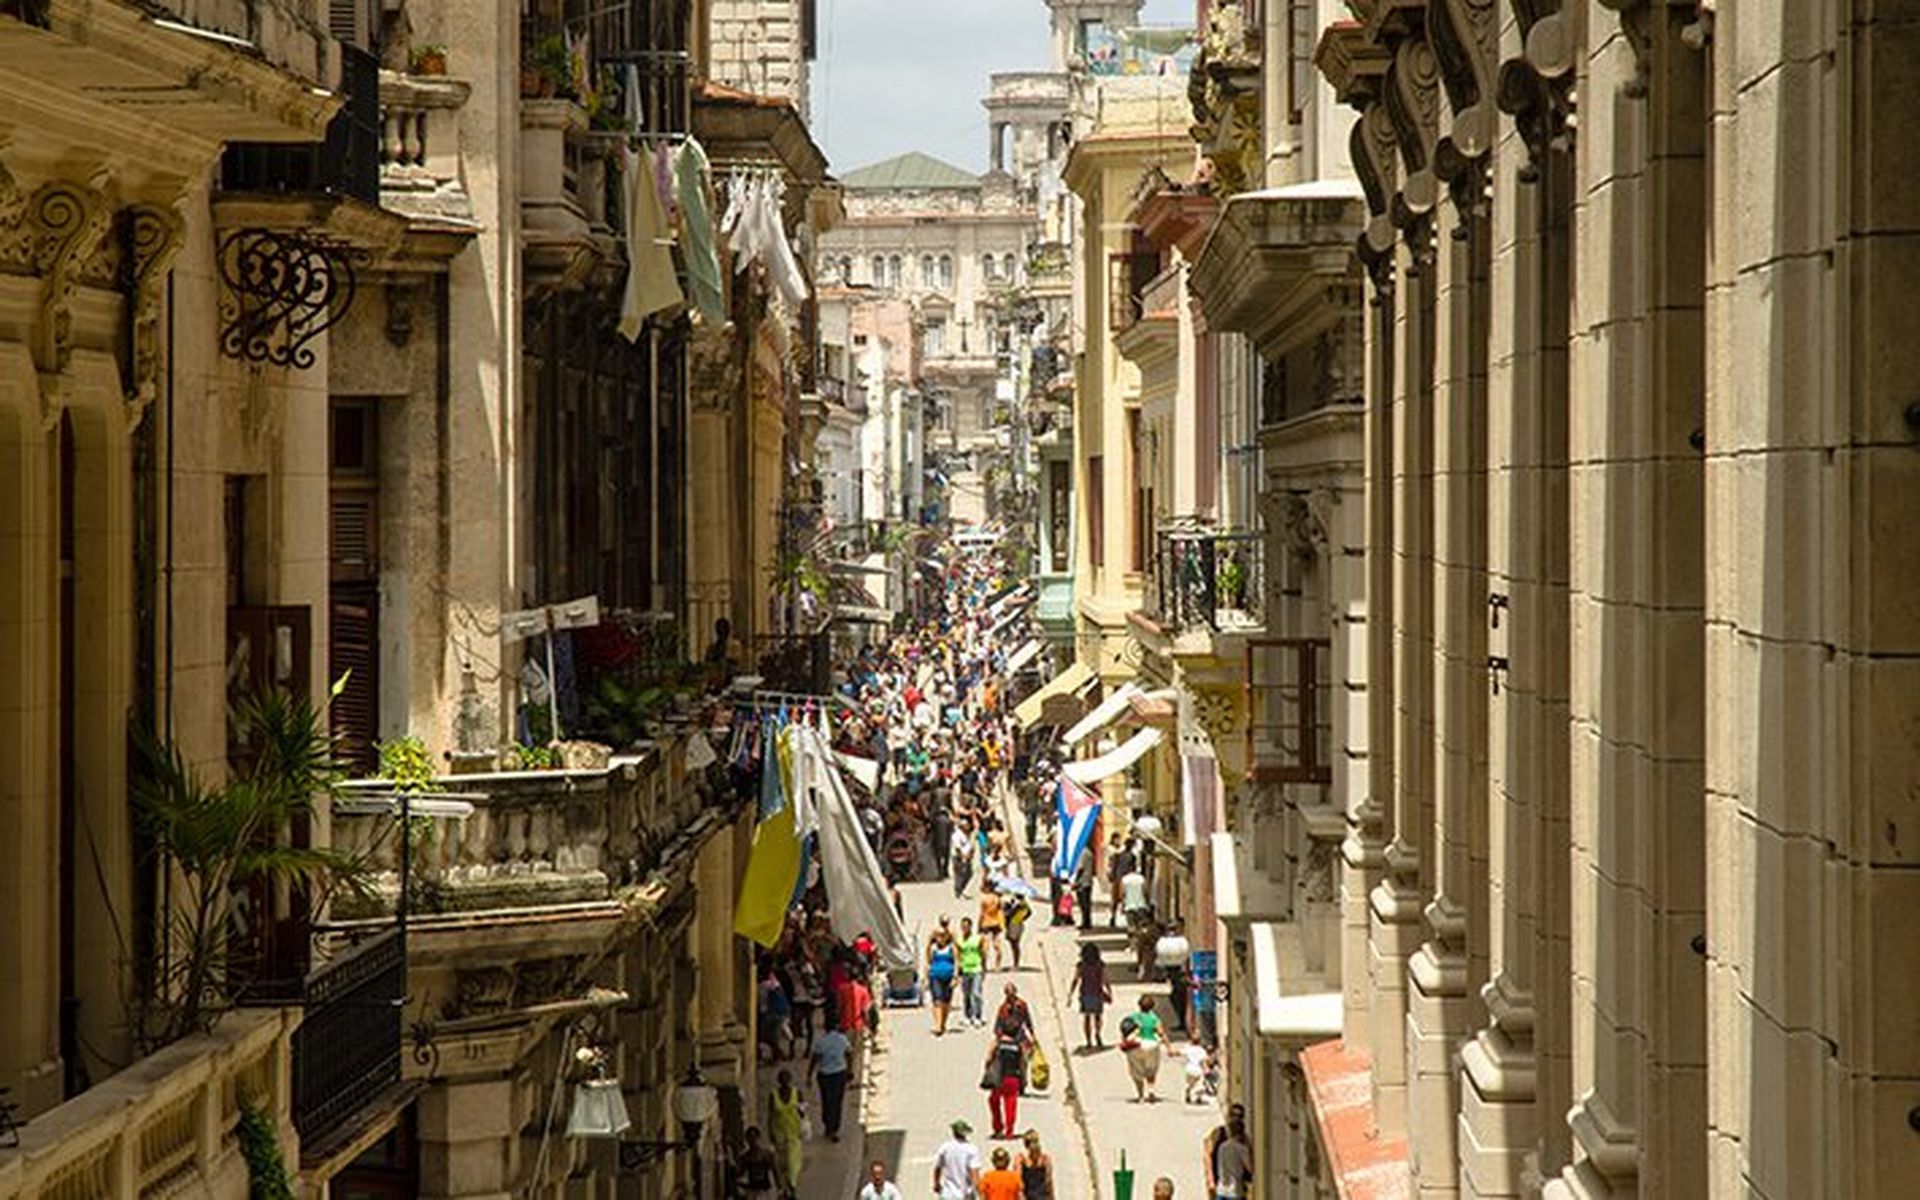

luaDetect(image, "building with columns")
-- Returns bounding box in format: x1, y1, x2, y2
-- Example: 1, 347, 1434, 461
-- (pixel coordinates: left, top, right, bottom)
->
1, 0, 830, 1194
1270, 0, 1919, 1196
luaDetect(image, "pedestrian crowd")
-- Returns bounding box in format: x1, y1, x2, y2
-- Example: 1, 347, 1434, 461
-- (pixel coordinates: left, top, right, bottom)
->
726, 534, 1247, 1200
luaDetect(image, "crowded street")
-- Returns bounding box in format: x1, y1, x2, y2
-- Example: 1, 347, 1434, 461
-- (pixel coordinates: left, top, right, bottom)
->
728, 538, 1225, 1199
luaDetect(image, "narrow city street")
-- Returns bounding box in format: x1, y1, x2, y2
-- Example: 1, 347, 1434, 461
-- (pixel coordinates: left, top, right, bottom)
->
789, 870, 1216, 1199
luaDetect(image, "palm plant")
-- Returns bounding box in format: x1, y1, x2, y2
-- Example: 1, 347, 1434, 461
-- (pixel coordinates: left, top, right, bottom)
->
133, 681, 369, 1048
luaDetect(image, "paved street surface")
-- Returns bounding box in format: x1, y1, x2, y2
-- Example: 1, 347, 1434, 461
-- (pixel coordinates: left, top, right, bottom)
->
781, 866, 1215, 1199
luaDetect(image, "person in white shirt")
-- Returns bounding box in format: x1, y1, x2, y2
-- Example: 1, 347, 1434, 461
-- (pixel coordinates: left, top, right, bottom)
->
933, 1119, 983, 1199
858, 1159, 904, 1200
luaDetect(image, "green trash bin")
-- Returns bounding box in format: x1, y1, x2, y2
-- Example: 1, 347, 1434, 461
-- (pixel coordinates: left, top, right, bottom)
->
1113, 1148, 1136, 1200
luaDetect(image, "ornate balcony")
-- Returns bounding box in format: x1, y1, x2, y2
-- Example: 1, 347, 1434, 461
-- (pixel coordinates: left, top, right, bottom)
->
1152, 526, 1264, 634
0, 1010, 298, 1199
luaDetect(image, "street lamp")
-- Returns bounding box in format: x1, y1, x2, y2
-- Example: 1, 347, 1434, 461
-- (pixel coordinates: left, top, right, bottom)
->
1133, 813, 1164, 840
617, 1066, 719, 1196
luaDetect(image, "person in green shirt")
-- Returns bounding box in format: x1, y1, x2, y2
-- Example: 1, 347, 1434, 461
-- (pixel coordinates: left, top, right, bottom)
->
957, 917, 987, 1027
1120, 995, 1164, 1102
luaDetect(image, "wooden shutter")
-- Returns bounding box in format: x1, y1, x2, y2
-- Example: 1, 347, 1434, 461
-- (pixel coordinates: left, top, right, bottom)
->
329, 585, 379, 775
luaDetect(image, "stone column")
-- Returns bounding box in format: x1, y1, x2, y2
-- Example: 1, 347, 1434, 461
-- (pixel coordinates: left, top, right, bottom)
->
1459, 83, 1554, 1198
418, 1077, 519, 1199
1549, 7, 1709, 1194
1703, 3, 1920, 1196
0, 384, 58, 1117
1360, 253, 1410, 1135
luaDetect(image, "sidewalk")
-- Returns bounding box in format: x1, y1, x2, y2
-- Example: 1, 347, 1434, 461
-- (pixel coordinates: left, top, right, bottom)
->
851, 877, 1094, 1200
1005, 787, 1219, 1198
747, 1017, 873, 1197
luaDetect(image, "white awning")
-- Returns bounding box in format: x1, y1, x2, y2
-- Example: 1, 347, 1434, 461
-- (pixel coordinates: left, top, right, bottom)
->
1251, 921, 1342, 1039
1062, 682, 1143, 747
834, 752, 881, 791
1063, 726, 1165, 785
1014, 660, 1096, 728
1002, 638, 1043, 677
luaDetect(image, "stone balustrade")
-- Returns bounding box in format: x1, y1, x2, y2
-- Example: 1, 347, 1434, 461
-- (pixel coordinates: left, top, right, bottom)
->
330, 747, 695, 919
377, 71, 476, 229
0, 1010, 296, 1200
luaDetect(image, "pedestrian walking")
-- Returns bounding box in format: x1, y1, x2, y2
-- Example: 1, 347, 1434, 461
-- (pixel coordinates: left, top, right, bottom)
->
957, 917, 987, 1026
811, 1017, 852, 1142
951, 818, 977, 898
1205, 1107, 1255, 1200
1071, 943, 1113, 1049
927, 919, 959, 1036
1003, 888, 1032, 969
767, 1070, 806, 1198
1016, 1130, 1055, 1199
1120, 995, 1164, 1102
857, 1160, 904, 1200
979, 1147, 1024, 1200
733, 1127, 778, 1199
1072, 852, 1095, 931
933, 1119, 984, 1200
1108, 838, 1137, 928
978, 880, 1006, 969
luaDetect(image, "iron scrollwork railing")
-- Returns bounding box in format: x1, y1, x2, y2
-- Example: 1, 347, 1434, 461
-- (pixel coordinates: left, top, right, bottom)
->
1154, 527, 1264, 633
216, 228, 359, 370
291, 928, 404, 1145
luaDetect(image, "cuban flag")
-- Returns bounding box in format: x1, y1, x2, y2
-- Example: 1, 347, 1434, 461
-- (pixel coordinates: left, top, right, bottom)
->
1052, 775, 1102, 880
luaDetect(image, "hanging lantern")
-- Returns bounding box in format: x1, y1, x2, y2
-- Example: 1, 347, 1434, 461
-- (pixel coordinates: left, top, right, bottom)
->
567, 1078, 632, 1139
1133, 813, 1164, 840
1155, 932, 1192, 968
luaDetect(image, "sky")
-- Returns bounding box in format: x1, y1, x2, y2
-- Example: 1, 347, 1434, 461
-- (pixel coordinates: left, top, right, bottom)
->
813, 0, 1194, 177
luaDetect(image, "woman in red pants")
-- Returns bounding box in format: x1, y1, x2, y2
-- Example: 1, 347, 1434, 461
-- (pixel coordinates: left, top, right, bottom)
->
984, 1027, 1027, 1139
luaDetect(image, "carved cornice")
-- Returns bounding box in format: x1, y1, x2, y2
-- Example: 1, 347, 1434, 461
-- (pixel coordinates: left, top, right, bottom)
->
121, 203, 185, 429
1497, 0, 1577, 182
28, 176, 114, 425
1598, 0, 1716, 99
1384, 39, 1442, 240
1430, 0, 1500, 230
1188, 4, 1265, 199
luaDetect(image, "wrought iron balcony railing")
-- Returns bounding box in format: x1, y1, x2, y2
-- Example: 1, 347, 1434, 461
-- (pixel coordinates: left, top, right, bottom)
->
1152, 526, 1264, 633
292, 929, 404, 1149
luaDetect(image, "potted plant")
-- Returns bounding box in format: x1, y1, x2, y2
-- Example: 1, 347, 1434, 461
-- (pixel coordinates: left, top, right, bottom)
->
131, 682, 370, 1048
522, 33, 572, 99
410, 43, 448, 75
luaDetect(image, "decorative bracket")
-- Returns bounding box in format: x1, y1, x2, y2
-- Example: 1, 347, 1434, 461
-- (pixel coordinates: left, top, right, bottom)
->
28, 177, 115, 428
216, 228, 359, 370
122, 204, 186, 430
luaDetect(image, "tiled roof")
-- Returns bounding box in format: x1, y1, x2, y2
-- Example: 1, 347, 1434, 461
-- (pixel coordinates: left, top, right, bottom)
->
839, 151, 980, 190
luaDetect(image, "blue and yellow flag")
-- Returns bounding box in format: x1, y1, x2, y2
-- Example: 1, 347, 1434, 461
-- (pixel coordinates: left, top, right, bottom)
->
734, 725, 804, 948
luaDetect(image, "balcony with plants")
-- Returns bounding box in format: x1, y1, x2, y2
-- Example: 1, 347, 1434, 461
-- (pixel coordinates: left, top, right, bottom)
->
1151, 522, 1265, 637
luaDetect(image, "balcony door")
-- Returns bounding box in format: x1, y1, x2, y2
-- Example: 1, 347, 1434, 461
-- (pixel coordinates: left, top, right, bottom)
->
329, 400, 380, 774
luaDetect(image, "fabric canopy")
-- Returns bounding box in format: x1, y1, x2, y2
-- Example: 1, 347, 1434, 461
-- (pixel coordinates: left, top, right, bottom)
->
834, 750, 881, 792
1063, 726, 1166, 785
1013, 660, 1096, 728
1062, 682, 1143, 747
1002, 638, 1043, 677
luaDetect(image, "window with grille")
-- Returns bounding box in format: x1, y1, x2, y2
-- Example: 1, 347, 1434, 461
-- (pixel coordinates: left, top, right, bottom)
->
1247, 638, 1332, 784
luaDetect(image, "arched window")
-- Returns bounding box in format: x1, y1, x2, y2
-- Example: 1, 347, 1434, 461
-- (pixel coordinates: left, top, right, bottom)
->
938, 254, 954, 290
920, 255, 936, 287
1003, 253, 1017, 282
983, 254, 998, 282
871, 255, 886, 285
888, 255, 902, 287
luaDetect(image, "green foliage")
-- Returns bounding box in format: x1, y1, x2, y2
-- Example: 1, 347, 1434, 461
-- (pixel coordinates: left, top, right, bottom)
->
235, 1096, 294, 1200
770, 551, 830, 598
525, 33, 573, 96
132, 683, 369, 1048
580, 674, 671, 750
507, 742, 561, 771
376, 735, 436, 792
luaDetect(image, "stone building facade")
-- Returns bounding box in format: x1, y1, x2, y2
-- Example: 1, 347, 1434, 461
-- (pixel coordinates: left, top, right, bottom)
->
1, 0, 826, 1195
1270, 1, 1920, 1196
